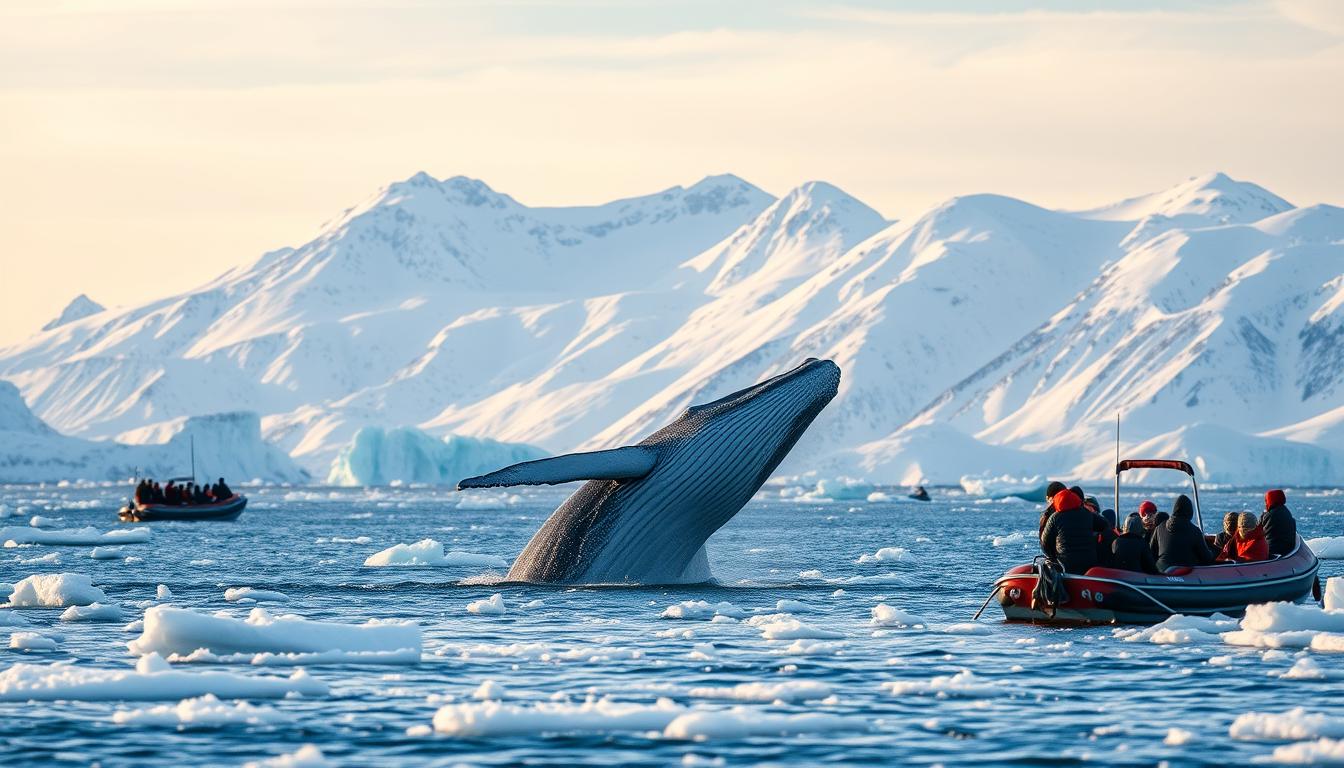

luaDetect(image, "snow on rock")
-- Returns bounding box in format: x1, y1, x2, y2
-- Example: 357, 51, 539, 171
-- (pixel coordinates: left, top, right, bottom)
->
0, 653, 327, 701
662, 708, 869, 740
5, 573, 109, 608
112, 694, 291, 727
684, 681, 832, 703
9, 632, 59, 651
327, 427, 546, 486
466, 594, 507, 615
224, 588, 290, 603
881, 669, 1006, 698
1, 526, 151, 547
363, 539, 508, 568
1231, 704, 1344, 742
1307, 537, 1344, 560
660, 601, 746, 620
242, 744, 333, 768
433, 696, 685, 737
61, 602, 124, 622
855, 547, 908, 564
870, 604, 926, 629
127, 605, 422, 663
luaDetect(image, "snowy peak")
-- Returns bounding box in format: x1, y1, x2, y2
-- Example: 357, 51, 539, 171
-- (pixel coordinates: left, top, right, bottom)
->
41, 294, 104, 332
0, 380, 52, 435
1083, 172, 1293, 225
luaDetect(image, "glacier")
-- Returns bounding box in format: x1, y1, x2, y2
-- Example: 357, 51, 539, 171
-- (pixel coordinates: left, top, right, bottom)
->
1, 170, 1341, 486
326, 427, 546, 486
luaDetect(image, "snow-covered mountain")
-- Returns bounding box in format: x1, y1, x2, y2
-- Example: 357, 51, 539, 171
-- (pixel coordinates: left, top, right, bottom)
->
2, 171, 1339, 486
41, 294, 104, 331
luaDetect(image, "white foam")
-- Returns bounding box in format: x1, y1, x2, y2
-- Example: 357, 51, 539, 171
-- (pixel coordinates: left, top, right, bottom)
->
882, 669, 1005, 698
61, 602, 124, 622
225, 588, 290, 603
0, 653, 327, 701
9, 631, 59, 651
0, 526, 151, 547
5, 573, 109, 608
870, 604, 926, 628
364, 539, 508, 568
243, 744, 333, 768
128, 605, 422, 662
661, 601, 746, 620
1307, 537, 1344, 559
467, 594, 507, 615
855, 547, 908, 564
113, 694, 291, 727
684, 681, 832, 703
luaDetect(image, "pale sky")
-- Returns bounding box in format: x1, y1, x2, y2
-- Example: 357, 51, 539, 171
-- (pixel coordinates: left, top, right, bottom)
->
1, 0, 1340, 346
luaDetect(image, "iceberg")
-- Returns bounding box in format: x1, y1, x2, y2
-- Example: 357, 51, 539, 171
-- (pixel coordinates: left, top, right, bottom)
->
326, 427, 546, 486
959, 474, 1048, 502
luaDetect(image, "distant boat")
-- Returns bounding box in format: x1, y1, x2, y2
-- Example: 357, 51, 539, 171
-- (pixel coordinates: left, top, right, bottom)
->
908, 485, 930, 501
119, 494, 247, 522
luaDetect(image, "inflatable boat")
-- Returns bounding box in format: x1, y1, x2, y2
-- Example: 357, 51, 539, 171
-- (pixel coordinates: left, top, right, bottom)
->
982, 459, 1320, 624
118, 494, 247, 522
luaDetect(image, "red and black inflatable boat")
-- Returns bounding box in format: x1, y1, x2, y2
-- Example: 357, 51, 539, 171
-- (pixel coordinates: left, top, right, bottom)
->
118, 494, 247, 522
986, 459, 1320, 624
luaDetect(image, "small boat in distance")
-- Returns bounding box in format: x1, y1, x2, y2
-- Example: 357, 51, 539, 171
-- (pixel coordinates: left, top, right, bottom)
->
982, 458, 1320, 624
119, 492, 247, 522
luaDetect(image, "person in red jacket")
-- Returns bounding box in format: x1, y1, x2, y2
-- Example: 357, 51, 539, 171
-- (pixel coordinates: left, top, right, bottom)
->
1219, 512, 1269, 563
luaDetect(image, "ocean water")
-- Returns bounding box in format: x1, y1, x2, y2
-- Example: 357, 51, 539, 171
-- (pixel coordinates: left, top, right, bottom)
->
1, 483, 1342, 767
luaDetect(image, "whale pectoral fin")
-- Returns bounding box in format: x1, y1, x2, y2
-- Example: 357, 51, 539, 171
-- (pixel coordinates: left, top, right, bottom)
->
456, 446, 658, 490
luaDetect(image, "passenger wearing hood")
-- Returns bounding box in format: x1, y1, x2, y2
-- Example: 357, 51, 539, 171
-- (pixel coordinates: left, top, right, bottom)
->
1111, 513, 1160, 574
1039, 481, 1068, 541
1219, 511, 1269, 563
1040, 488, 1108, 574
1260, 489, 1297, 557
1150, 494, 1214, 572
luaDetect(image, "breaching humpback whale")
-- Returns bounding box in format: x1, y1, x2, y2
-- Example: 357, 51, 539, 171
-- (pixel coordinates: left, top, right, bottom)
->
457, 358, 841, 584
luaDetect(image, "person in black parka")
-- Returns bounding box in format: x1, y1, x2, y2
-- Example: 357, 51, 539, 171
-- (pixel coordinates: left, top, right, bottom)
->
1039, 480, 1069, 541
1260, 489, 1297, 557
1041, 488, 1107, 574
1112, 513, 1160, 574
1150, 494, 1214, 572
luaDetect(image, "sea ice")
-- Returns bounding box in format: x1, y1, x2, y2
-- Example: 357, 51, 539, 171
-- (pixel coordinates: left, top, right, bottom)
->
0, 526, 150, 547
661, 601, 746, 620
363, 539, 508, 568
61, 602, 124, 622
89, 547, 124, 560
881, 669, 1006, 698
473, 680, 509, 700
432, 696, 685, 736
745, 614, 843, 641
663, 707, 869, 740
156, 584, 173, 600
1114, 613, 1237, 644
855, 547, 908, 564
225, 588, 290, 603
5, 573, 109, 607
9, 631, 59, 651
467, 594, 507, 615
0, 653, 327, 701
113, 694, 291, 727
1266, 738, 1344, 765
128, 605, 422, 662
870, 604, 926, 628
1222, 601, 1344, 649
1307, 537, 1344, 559
684, 681, 832, 703
243, 744, 332, 768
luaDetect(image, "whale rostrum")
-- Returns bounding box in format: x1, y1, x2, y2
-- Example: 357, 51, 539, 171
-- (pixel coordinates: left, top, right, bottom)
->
457, 358, 841, 584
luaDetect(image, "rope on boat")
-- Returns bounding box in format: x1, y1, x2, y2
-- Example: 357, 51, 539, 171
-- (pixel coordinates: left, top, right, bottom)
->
971, 585, 1001, 621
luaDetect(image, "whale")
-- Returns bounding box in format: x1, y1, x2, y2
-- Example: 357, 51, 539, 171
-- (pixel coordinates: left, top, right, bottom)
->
456, 358, 841, 584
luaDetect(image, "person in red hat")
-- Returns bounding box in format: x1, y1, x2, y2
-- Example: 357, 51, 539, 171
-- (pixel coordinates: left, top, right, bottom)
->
1137, 499, 1168, 545
1260, 489, 1297, 557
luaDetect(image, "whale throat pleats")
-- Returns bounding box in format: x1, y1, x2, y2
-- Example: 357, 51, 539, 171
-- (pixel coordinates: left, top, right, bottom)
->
456, 446, 659, 490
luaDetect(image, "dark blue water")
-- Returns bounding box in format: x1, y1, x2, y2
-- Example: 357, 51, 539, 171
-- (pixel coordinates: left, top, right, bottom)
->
1, 484, 1341, 767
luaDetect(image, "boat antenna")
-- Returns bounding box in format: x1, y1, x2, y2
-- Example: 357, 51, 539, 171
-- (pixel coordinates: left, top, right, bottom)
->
190, 434, 196, 483
1113, 411, 1121, 517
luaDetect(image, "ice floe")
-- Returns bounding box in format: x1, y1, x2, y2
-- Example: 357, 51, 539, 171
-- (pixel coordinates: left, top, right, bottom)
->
112, 694, 291, 727
61, 602, 124, 622
870, 604, 926, 629
881, 670, 1006, 698
661, 601, 746, 620
89, 546, 124, 560
0, 526, 150, 547
1113, 613, 1238, 644
1264, 738, 1344, 765
466, 594, 507, 615
1222, 599, 1344, 649
363, 539, 508, 568
225, 587, 290, 603
127, 605, 422, 664
744, 614, 843, 641
243, 744, 332, 768
684, 681, 832, 703
9, 631, 59, 651
5, 573, 109, 607
855, 547, 908, 564
1308, 536, 1344, 559
663, 708, 869, 740
0, 653, 327, 701
432, 696, 684, 736
156, 584, 173, 601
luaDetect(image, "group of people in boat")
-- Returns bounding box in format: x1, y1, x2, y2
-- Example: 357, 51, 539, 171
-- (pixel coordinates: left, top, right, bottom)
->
133, 477, 233, 507
1038, 482, 1298, 575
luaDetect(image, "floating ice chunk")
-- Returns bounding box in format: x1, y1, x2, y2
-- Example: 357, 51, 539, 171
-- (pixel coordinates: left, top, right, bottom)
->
855, 547, 908, 564
798, 570, 824, 580
745, 614, 843, 641
61, 602, 124, 622
89, 547, 124, 560
1114, 613, 1236, 644
0, 610, 32, 627
156, 585, 173, 601
364, 539, 508, 568
467, 594, 506, 615
1231, 707, 1344, 740
1307, 537, 1344, 559
315, 536, 372, 544
777, 639, 844, 656
882, 669, 1005, 698
1279, 657, 1343, 680
0, 653, 327, 701
942, 623, 991, 635
661, 601, 746, 620
1164, 728, 1195, 745
113, 694, 290, 727
1266, 738, 1344, 764
15, 552, 60, 565
866, 492, 891, 503
128, 605, 422, 662
473, 680, 508, 700
990, 532, 1027, 547
774, 599, 810, 613
959, 474, 1046, 501
225, 588, 290, 603
802, 477, 876, 501
663, 707, 868, 739
0, 526, 150, 547
870, 604, 926, 628
684, 681, 832, 703
243, 744, 332, 768
1327, 577, 1344, 612
29, 516, 62, 528
6, 573, 109, 607
432, 696, 685, 736
682, 754, 725, 767
1223, 601, 1344, 648
688, 643, 716, 661
9, 631, 59, 651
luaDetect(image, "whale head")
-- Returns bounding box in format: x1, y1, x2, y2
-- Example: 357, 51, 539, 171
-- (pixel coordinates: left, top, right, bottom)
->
458, 359, 841, 584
